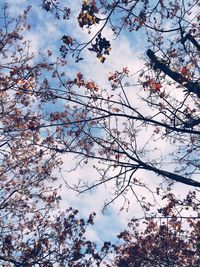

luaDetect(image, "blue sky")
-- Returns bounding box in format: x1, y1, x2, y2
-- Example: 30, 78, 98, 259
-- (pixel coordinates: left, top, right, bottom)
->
3, 0, 200, 246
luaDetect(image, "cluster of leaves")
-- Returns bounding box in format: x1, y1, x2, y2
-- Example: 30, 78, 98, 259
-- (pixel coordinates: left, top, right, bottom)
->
78, 0, 100, 29
60, 35, 73, 58
88, 33, 111, 63
108, 191, 200, 267
75, 72, 99, 91
1, 208, 106, 266
143, 78, 162, 94
41, 0, 71, 19
59, 0, 113, 62
108, 67, 129, 89
60, 33, 111, 63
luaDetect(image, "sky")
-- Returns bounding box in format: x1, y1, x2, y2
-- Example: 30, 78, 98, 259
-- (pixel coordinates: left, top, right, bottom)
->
3, 0, 200, 246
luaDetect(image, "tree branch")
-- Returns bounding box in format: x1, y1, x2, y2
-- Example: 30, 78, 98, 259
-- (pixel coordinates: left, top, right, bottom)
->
181, 33, 200, 51
146, 49, 200, 98
142, 162, 200, 187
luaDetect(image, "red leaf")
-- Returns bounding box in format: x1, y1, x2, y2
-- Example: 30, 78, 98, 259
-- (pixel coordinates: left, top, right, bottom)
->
62, 35, 73, 45
151, 82, 162, 93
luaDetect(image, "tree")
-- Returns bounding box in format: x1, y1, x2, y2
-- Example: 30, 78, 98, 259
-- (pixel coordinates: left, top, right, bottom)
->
45, 0, 200, 207
14, 1, 197, 208
0, 5, 112, 266
106, 191, 200, 267
1, 1, 200, 265
1, 0, 198, 210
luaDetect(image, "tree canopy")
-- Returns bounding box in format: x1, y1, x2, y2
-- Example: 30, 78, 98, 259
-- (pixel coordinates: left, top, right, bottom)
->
0, 0, 200, 266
